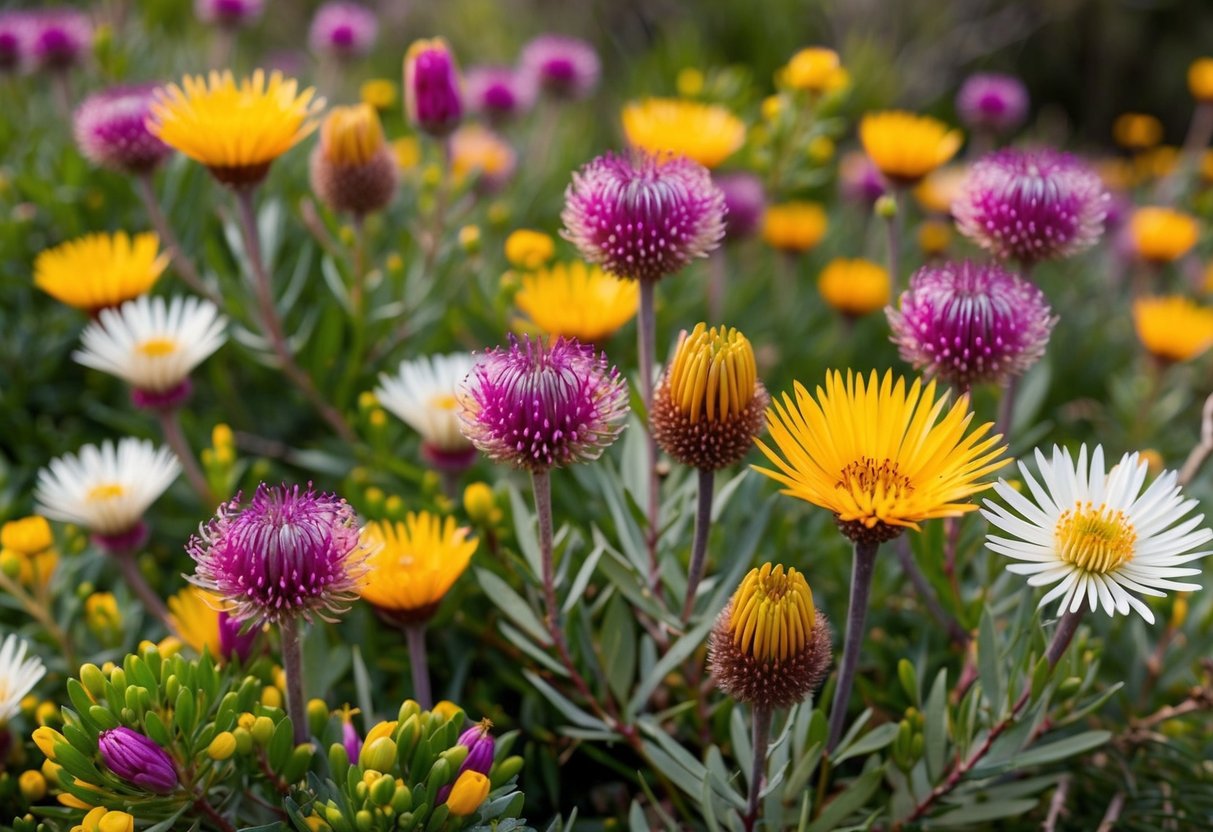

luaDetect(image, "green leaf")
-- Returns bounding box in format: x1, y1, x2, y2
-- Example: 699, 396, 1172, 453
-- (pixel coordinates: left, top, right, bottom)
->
601, 593, 637, 702
174, 686, 196, 736
978, 607, 1004, 713
898, 659, 919, 706
924, 668, 948, 781
268, 716, 295, 771
476, 568, 551, 646
833, 722, 900, 764
804, 765, 884, 832
928, 798, 1041, 827
143, 807, 189, 832
972, 730, 1111, 777
626, 616, 714, 717
561, 542, 605, 615
522, 669, 609, 731
508, 485, 542, 579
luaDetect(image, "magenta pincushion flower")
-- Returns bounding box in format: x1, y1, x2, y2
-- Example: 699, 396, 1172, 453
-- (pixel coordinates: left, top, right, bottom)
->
195, 0, 264, 28
466, 65, 536, 124
953, 148, 1109, 264
405, 38, 463, 138
715, 172, 766, 239
888, 260, 1056, 389
520, 34, 600, 100
457, 336, 629, 470
955, 73, 1029, 135
562, 152, 726, 282
309, 2, 377, 61
27, 8, 91, 72
187, 483, 366, 625
98, 727, 178, 794
73, 84, 173, 174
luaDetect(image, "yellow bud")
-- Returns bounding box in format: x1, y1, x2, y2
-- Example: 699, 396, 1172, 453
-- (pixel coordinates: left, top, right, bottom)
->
1, 516, 53, 555
807, 135, 835, 163
503, 229, 555, 270
463, 482, 501, 526
445, 770, 490, 816
261, 686, 283, 708
359, 736, 397, 772
35, 702, 58, 727
251, 716, 276, 746
432, 700, 462, 721
0, 551, 21, 578
386, 253, 404, 273
19, 770, 47, 801
782, 47, 848, 94
208, 731, 238, 761
676, 67, 705, 97
392, 137, 421, 171
487, 201, 511, 227
459, 224, 482, 253
1190, 58, 1213, 103
363, 720, 398, 745
32, 726, 65, 759
1172, 595, 1190, 630
41, 759, 61, 786
212, 423, 234, 450
383, 495, 403, 515
360, 78, 398, 111
369, 409, 388, 429
761, 95, 783, 122
98, 810, 135, 832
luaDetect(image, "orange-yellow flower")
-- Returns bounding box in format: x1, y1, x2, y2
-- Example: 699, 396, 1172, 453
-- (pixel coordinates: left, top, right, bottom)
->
860, 111, 962, 184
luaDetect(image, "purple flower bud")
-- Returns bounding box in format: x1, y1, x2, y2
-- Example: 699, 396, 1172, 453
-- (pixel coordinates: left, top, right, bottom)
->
98, 727, 178, 794
466, 65, 536, 125
186, 483, 367, 626
309, 2, 377, 61
73, 84, 173, 174
955, 73, 1029, 135
404, 37, 463, 138
0, 13, 28, 73
457, 720, 495, 776
342, 719, 361, 762
457, 336, 629, 471
195, 0, 264, 29
521, 34, 600, 100
953, 148, 1108, 264
887, 260, 1056, 389
714, 172, 765, 239
217, 610, 258, 662
27, 8, 91, 72
562, 151, 726, 283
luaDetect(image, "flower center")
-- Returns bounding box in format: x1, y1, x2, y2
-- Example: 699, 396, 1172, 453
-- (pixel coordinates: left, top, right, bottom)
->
665, 323, 757, 423
837, 458, 914, 499
729, 563, 815, 663
87, 483, 126, 502
429, 393, 457, 411
1055, 502, 1136, 573
136, 337, 178, 357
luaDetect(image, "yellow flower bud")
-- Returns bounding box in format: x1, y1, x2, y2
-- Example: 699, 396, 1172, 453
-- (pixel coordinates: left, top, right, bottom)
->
97, 810, 135, 832
676, 67, 704, 97
32, 726, 66, 759
431, 700, 461, 721
360, 78, 398, 111
363, 720, 398, 745
1, 516, 53, 555
359, 736, 397, 772
462, 482, 501, 526
19, 770, 47, 801
445, 770, 490, 816
261, 686, 283, 708
459, 224, 482, 253
208, 731, 238, 761
503, 229, 555, 270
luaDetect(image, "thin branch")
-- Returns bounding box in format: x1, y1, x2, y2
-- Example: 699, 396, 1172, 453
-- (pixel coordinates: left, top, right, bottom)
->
894, 537, 968, 646
1178, 392, 1213, 486
1095, 791, 1125, 832
1042, 774, 1071, 832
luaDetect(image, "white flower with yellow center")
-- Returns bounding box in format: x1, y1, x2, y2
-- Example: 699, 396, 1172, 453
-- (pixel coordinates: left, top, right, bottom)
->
0, 634, 45, 722
375, 353, 477, 468
983, 445, 1211, 623
73, 295, 227, 398
35, 438, 181, 537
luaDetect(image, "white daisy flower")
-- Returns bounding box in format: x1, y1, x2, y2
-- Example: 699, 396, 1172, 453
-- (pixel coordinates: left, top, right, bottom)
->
982, 444, 1212, 624
375, 353, 477, 464
73, 294, 227, 394
0, 634, 46, 722
35, 438, 181, 537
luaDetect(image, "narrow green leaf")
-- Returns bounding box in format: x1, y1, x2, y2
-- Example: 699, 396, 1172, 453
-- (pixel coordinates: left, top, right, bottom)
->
929, 798, 1041, 827
972, 730, 1111, 777
978, 607, 1004, 713
832, 722, 900, 764
601, 593, 637, 702
477, 569, 551, 646
804, 765, 883, 832
561, 542, 605, 615
924, 668, 948, 781
522, 670, 608, 731
507, 485, 542, 578
626, 616, 714, 716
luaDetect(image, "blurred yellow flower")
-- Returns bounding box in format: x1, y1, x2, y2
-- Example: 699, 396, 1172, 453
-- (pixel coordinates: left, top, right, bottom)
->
761, 201, 828, 253
148, 70, 324, 187
317, 104, 385, 166
1133, 146, 1179, 182
1113, 112, 1163, 151
0, 516, 57, 589
2, 516, 52, 555
807, 135, 835, 164
676, 67, 704, 97
913, 165, 968, 215
84, 592, 122, 644
1129, 206, 1199, 263
504, 229, 555, 269
761, 95, 783, 122
450, 124, 516, 189
860, 111, 962, 184
917, 219, 952, 257
622, 98, 745, 169
360, 78, 398, 110
781, 47, 849, 94
1133, 296, 1213, 363
515, 261, 639, 343
817, 258, 890, 317
35, 231, 167, 313
167, 587, 225, 658
392, 136, 421, 171
463, 482, 502, 526
360, 513, 477, 623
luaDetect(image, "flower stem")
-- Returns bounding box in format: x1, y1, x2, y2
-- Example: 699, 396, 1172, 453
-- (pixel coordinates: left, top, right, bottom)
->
530, 468, 559, 628
135, 172, 216, 303
885, 188, 904, 298
420, 139, 453, 281
111, 548, 174, 633
995, 375, 1018, 445
404, 622, 432, 709
0, 572, 75, 667
156, 406, 215, 506
638, 278, 662, 590
235, 188, 356, 443
743, 705, 772, 832
827, 538, 879, 752
278, 616, 308, 745
350, 214, 366, 316
680, 467, 715, 623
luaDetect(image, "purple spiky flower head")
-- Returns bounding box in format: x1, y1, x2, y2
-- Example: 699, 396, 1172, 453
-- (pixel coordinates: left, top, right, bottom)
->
887, 260, 1056, 389
953, 149, 1109, 264
98, 727, 178, 794
457, 336, 629, 471
73, 84, 173, 174
715, 172, 766, 239
0, 13, 28, 73
562, 152, 726, 282
955, 73, 1029, 135
195, 0, 264, 29
187, 483, 367, 626
520, 34, 600, 101
27, 8, 91, 72
309, 2, 377, 61
466, 65, 536, 125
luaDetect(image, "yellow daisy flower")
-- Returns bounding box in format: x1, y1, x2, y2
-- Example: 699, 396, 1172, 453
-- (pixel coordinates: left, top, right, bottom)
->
35, 231, 167, 312
360, 513, 477, 623
859, 111, 963, 185
817, 258, 890, 317
514, 261, 640, 343
1133, 296, 1213, 363
761, 201, 828, 253
1129, 206, 1199, 263
621, 98, 746, 169
148, 69, 324, 188
754, 370, 1007, 542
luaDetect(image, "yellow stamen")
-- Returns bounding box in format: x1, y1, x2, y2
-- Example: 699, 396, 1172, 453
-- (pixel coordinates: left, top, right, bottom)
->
429, 394, 458, 411
1055, 502, 1136, 574
666, 323, 757, 423
320, 104, 386, 166
728, 563, 815, 663
86, 483, 125, 502
136, 337, 179, 357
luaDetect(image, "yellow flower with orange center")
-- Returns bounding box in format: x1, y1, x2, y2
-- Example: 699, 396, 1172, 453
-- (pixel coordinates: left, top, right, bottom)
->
761, 201, 828, 253
817, 258, 890, 317
621, 98, 746, 169
1133, 296, 1213, 363
859, 111, 962, 185
35, 232, 167, 313
1129, 207, 1200, 264
514, 261, 639, 343
360, 513, 477, 623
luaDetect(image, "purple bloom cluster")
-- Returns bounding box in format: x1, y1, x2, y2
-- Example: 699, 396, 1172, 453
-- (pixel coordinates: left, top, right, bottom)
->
73, 84, 172, 174
439, 720, 496, 804
405, 39, 463, 138
309, 2, 377, 61
715, 172, 766, 239
0, 13, 27, 72
466, 65, 536, 124
187, 483, 365, 625
458, 336, 629, 470
98, 727, 178, 794
1, 8, 93, 73
955, 73, 1029, 135
953, 148, 1108, 264
195, 0, 264, 29
887, 261, 1056, 389
520, 34, 600, 100
562, 152, 726, 282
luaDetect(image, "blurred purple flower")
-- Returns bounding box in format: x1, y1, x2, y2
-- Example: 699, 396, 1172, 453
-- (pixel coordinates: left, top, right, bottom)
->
309, 2, 377, 61
466, 65, 536, 125
955, 73, 1029, 135
520, 34, 600, 100
27, 8, 91, 72
217, 610, 258, 662
714, 172, 765, 239
839, 151, 886, 207
0, 13, 29, 73
73, 84, 173, 174
195, 0, 264, 29
405, 38, 463, 137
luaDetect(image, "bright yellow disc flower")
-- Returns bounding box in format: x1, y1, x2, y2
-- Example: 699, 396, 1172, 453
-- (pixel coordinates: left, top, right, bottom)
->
148, 69, 324, 187
1129, 206, 1199, 263
360, 513, 477, 623
817, 258, 889, 317
755, 370, 1007, 542
761, 201, 828, 253
514, 261, 639, 343
35, 231, 167, 312
1133, 296, 1213, 363
859, 111, 962, 184
621, 98, 746, 169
